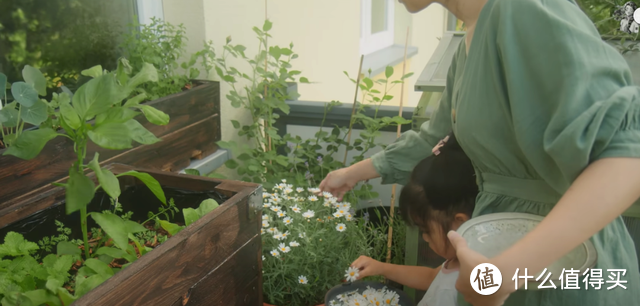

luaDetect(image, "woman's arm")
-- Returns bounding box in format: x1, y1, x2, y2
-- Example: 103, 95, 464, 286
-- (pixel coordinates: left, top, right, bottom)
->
379, 263, 442, 291
497, 157, 640, 279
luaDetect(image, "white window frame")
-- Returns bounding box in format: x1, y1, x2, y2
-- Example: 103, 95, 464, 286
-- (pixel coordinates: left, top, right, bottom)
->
136, 0, 165, 25
360, 0, 395, 55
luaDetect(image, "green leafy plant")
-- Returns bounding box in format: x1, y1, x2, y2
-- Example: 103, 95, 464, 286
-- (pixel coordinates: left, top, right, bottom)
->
577, 0, 640, 53
120, 17, 216, 101
158, 199, 220, 236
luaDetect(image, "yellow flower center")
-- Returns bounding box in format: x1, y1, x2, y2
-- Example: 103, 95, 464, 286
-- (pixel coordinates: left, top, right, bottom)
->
350, 272, 355, 276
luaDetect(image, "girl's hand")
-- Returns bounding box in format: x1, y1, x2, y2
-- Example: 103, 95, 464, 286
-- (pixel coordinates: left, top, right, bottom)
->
319, 167, 357, 201
448, 231, 516, 306
351, 255, 385, 279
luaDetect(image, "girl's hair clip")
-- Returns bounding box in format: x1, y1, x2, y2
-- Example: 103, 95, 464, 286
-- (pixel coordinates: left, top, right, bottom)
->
431, 135, 450, 156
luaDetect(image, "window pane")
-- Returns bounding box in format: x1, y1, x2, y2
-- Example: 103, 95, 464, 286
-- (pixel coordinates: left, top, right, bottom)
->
371, 0, 388, 34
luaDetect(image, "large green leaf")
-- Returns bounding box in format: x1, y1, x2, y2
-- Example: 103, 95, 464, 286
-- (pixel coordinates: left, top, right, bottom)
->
65, 169, 96, 214
81, 65, 103, 79
59, 103, 82, 130
11, 82, 39, 107
22, 289, 61, 306
159, 220, 184, 236
87, 122, 132, 150
74, 274, 110, 298
84, 258, 114, 277
91, 213, 144, 251
117, 171, 166, 204
122, 93, 146, 108
116, 58, 132, 85
21, 100, 48, 125
0, 72, 6, 99
137, 105, 169, 125
95, 107, 139, 126
125, 119, 161, 145
57, 241, 81, 256
0, 107, 19, 127
183, 208, 200, 227
197, 199, 219, 216
126, 63, 158, 93
87, 153, 121, 199
22, 65, 47, 96
3, 128, 59, 160
0, 232, 39, 257
72, 74, 122, 120
95, 247, 136, 263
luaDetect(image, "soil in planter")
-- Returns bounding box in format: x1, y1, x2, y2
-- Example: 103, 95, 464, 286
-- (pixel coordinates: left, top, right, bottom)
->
0, 185, 230, 245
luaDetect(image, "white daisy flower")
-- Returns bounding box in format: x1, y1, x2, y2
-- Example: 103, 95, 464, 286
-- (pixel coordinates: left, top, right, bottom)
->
267, 227, 278, 234
346, 214, 353, 221
281, 179, 287, 183
263, 202, 271, 208
262, 255, 266, 261
323, 202, 332, 207
302, 210, 315, 219
322, 191, 334, 198
273, 233, 283, 240
262, 214, 269, 221
308, 195, 318, 202
283, 217, 293, 225
336, 223, 346, 232
296, 187, 304, 193
333, 211, 343, 218
270, 206, 281, 212
277, 211, 286, 218
278, 243, 291, 253
291, 205, 302, 213
289, 241, 300, 247
281, 231, 290, 239
262, 220, 270, 228
270, 250, 279, 257
298, 275, 308, 284
272, 197, 282, 204
345, 267, 360, 282
263, 192, 270, 198
297, 197, 305, 202
261, 229, 265, 235
299, 232, 306, 238
284, 188, 293, 194
286, 196, 295, 200
336, 208, 348, 217
307, 187, 320, 193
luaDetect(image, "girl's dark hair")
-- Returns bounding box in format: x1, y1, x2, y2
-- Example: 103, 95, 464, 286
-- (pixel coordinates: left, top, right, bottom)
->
399, 132, 478, 239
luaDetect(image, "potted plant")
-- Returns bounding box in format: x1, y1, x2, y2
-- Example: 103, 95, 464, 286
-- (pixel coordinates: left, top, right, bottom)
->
0, 57, 262, 305
0, 18, 223, 205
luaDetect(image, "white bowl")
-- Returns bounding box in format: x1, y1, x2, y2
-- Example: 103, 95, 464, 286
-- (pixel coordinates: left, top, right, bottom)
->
456, 212, 597, 290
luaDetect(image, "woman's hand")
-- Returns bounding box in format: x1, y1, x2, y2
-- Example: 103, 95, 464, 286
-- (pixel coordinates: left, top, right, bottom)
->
319, 167, 358, 201
448, 231, 516, 306
351, 256, 386, 279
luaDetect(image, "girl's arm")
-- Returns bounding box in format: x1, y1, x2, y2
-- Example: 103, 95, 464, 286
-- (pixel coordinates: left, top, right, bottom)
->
379, 263, 442, 291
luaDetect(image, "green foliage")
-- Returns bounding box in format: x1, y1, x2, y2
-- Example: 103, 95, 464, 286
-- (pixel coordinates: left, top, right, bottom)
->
119, 18, 216, 101
576, 0, 640, 52
158, 199, 221, 235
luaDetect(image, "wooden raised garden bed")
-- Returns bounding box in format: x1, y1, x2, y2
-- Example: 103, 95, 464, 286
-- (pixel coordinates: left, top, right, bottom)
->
0, 163, 263, 306
0, 80, 221, 212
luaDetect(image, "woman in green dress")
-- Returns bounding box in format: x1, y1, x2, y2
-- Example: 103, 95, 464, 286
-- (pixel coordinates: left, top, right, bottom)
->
319, 0, 640, 305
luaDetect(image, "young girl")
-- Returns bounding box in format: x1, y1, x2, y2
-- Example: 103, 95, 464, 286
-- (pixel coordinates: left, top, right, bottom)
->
350, 132, 477, 306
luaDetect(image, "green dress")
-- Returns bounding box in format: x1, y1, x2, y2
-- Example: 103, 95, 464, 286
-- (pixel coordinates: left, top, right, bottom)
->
371, 0, 640, 304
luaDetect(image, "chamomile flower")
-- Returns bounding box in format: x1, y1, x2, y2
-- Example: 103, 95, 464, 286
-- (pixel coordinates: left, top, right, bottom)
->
270, 206, 281, 213
270, 250, 280, 257
272, 197, 282, 204
273, 233, 283, 240
263, 192, 271, 198
297, 197, 305, 202
281, 179, 287, 183
286, 196, 295, 200
281, 231, 290, 239
336, 223, 346, 232
291, 205, 302, 213
323, 202, 332, 208
298, 275, 308, 284
299, 232, 306, 238
346, 214, 353, 221
278, 243, 291, 253
345, 267, 360, 282
263, 202, 271, 208
262, 255, 266, 261
289, 241, 300, 247
302, 210, 315, 219
296, 187, 304, 193
261, 229, 265, 235
283, 217, 293, 225
267, 227, 278, 234
322, 191, 334, 198
333, 211, 343, 218
262, 220, 270, 228
277, 211, 286, 218
308, 195, 318, 202
307, 187, 320, 193
284, 188, 293, 194
262, 214, 269, 221
336, 208, 348, 217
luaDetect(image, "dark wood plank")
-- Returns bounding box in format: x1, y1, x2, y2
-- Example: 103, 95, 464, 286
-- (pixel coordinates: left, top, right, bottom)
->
0, 114, 220, 226
73, 193, 260, 305
181, 235, 262, 306
0, 81, 220, 205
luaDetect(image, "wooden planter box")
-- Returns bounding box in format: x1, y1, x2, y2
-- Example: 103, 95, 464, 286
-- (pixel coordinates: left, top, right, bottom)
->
0, 80, 221, 214
0, 164, 263, 306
